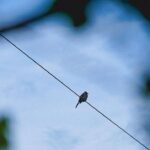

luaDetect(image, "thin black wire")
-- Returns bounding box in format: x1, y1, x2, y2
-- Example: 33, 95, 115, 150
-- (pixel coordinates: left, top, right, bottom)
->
0, 33, 149, 150
0, 33, 79, 97
85, 101, 150, 150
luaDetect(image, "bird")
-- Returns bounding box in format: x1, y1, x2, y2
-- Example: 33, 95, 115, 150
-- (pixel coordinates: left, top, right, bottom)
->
75, 91, 88, 108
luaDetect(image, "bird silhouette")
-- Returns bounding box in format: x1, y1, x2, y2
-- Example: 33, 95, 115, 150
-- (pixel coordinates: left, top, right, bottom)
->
75, 91, 88, 108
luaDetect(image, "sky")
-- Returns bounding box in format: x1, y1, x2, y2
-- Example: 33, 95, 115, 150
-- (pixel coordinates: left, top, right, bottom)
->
0, 0, 150, 150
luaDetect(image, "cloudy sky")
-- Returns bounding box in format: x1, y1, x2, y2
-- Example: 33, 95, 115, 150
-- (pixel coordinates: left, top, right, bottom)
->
0, 0, 150, 150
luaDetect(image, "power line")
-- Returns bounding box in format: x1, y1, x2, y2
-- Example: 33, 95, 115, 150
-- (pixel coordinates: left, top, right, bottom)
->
0, 33, 149, 150
0, 33, 79, 97
85, 101, 150, 150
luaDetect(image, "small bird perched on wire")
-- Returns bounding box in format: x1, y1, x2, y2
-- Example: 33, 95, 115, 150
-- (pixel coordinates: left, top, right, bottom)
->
75, 91, 88, 108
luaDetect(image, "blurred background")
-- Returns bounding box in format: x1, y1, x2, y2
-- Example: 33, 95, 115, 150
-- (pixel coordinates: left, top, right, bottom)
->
0, 0, 150, 150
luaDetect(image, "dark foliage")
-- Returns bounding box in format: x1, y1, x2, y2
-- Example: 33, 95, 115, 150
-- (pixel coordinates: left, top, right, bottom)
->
0, 0, 91, 32
0, 117, 9, 150
141, 75, 150, 97
50, 0, 91, 27
121, 0, 150, 21
1, 0, 150, 33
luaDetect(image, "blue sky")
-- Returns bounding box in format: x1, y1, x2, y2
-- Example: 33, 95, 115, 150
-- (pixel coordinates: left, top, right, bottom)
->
0, 0, 150, 150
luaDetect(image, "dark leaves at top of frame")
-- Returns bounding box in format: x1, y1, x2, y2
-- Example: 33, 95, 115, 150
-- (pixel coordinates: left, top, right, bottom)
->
121, 0, 150, 21
49, 0, 91, 27
0, 0, 91, 32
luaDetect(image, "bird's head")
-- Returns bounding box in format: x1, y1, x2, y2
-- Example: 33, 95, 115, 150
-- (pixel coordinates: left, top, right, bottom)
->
84, 91, 88, 95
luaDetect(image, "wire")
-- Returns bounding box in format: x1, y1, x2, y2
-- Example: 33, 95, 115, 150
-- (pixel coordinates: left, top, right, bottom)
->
0, 33, 149, 150
0, 33, 79, 97
85, 101, 150, 150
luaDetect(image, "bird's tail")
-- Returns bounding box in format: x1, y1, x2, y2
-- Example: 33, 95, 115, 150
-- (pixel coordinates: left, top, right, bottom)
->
75, 102, 79, 108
